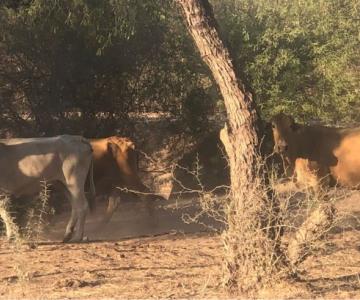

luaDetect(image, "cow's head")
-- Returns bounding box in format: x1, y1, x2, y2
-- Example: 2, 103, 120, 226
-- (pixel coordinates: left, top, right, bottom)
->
271, 113, 300, 155
107, 136, 138, 175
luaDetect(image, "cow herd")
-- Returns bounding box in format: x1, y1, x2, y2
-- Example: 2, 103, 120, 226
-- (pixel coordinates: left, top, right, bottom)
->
0, 135, 163, 242
1, 113, 360, 242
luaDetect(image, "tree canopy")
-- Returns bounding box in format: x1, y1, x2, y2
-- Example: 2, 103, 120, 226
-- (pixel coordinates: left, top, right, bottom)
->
213, 0, 360, 124
0, 0, 359, 137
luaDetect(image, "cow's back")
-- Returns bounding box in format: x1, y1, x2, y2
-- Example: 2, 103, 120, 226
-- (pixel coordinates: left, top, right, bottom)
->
294, 126, 360, 188
57, 135, 92, 159
0, 135, 91, 196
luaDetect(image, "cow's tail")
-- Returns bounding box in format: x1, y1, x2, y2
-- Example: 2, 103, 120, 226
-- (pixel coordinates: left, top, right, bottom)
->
87, 157, 96, 212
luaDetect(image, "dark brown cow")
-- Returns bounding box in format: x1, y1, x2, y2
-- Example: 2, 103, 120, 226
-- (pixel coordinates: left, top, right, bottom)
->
90, 136, 164, 222
271, 113, 360, 188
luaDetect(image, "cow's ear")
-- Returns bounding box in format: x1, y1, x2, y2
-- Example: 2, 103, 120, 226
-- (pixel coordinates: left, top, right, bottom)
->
107, 142, 119, 155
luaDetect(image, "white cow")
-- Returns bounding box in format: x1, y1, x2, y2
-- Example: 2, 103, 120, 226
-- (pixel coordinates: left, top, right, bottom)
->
0, 135, 95, 242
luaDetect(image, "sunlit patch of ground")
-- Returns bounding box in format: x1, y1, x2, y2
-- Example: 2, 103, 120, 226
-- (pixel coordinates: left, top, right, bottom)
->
0, 192, 359, 299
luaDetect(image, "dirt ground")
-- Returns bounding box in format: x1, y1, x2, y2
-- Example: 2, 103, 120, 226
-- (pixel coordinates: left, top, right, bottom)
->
0, 191, 360, 299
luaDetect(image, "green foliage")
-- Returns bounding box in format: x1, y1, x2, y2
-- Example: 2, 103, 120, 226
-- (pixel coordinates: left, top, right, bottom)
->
0, 0, 359, 137
0, 0, 215, 136
212, 0, 360, 124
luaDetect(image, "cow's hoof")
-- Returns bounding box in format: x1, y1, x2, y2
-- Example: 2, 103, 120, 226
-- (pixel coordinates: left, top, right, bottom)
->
67, 236, 89, 243
62, 234, 72, 243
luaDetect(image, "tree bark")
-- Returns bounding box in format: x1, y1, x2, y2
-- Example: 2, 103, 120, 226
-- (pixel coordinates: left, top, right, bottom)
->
177, 0, 285, 292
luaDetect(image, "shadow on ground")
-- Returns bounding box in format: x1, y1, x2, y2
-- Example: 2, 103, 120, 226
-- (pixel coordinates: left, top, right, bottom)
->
43, 197, 224, 242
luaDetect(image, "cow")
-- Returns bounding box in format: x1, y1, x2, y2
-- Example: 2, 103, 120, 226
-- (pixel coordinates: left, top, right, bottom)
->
271, 113, 360, 188
292, 158, 331, 190
90, 136, 165, 222
0, 135, 95, 242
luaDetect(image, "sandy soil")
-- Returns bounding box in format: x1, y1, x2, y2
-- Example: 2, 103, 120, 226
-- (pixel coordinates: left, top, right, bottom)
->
0, 192, 360, 299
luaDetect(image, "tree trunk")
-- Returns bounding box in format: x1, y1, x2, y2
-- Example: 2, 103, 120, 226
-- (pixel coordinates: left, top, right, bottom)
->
177, 0, 285, 292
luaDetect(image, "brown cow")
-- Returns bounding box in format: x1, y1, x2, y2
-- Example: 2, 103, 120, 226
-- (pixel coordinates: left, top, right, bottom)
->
271, 113, 360, 188
293, 158, 331, 190
90, 136, 164, 222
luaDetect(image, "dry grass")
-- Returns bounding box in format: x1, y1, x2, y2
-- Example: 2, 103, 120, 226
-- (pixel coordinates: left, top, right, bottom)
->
0, 225, 359, 299
173, 154, 354, 295
0, 182, 54, 290
0, 162, 359, 298
0, 194, 20, 241
23, 181, 55, 245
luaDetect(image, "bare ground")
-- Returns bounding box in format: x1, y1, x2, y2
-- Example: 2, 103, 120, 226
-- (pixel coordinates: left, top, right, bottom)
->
0, 192, 360, 299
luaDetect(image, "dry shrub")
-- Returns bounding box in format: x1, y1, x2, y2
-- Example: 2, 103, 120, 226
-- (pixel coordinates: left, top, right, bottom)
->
0, 182, 54, 286
172, 154, 285, 291
23, 181, 54, 245
221, 156, 286, 293
176, 153, 346, 293
0, 194, 20, 240
0, 182, 54, 243
0, 194, 29, 285
171, 154, 229, 230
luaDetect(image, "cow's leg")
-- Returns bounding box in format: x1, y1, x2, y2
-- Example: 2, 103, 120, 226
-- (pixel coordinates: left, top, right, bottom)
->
102, 189, 121, 224
0, 199, 19, 240
73, 194, 88, 242
62, 187, 77, 242
64, 186, 88, 242
63, 209, 77, 243
62, 149, 92, 243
